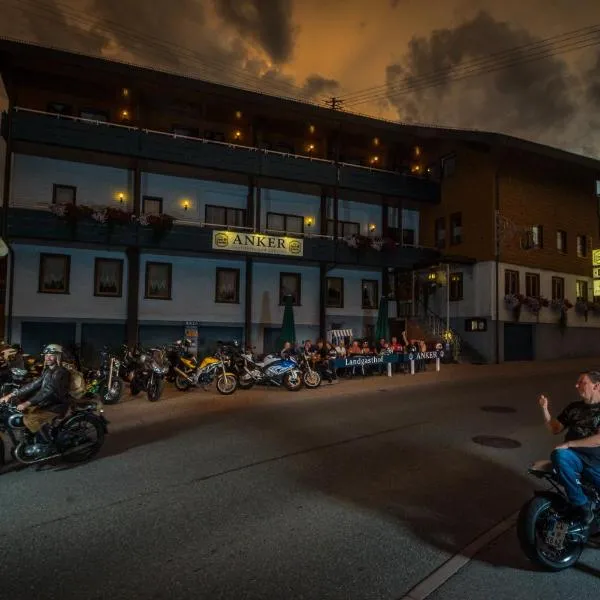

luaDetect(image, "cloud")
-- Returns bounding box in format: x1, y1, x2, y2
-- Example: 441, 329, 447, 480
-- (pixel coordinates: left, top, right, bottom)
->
302, 75, 340, 99
383, 11, 592, 152
213, 0, 296, 63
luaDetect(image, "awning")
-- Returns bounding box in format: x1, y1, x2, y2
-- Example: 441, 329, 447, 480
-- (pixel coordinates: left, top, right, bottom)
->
327, 329, 353, 342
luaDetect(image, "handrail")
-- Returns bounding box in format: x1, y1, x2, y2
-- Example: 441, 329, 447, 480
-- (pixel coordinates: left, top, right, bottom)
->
415, 301, 462, 362
13, 106, 431, 179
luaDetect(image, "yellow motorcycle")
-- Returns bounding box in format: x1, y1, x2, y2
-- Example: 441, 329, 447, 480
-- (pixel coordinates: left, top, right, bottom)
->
174, 352, 237, 395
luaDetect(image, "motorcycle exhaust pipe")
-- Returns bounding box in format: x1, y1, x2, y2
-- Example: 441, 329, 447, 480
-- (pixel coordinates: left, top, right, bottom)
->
174, 366, 195, 383
107, 357, 114, 392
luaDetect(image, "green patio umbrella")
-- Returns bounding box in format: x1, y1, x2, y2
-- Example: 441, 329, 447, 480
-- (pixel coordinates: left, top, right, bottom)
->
374, 296, 390, 341
278, 294, 296, 348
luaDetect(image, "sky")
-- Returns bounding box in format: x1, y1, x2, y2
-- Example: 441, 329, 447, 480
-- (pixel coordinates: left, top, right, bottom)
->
1, 0, 600, 157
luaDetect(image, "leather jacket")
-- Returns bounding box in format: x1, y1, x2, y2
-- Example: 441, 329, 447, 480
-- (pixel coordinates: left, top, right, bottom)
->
13, 365, 70, 412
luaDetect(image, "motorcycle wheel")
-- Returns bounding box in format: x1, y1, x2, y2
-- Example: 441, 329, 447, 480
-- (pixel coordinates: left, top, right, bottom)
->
517, 496, 584, 571
56, 414, 106, 463
175, 374, 192, 391
147, 378, 165, 402
216, 373, 237, 395
101, 378, 124, 405
303, 370, 321, 388
283, 371, 302, 392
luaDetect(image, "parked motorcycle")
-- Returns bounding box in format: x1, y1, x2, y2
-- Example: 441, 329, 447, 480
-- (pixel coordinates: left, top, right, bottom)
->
236, 351, 303, 391
168, 339, 200, 391
294, 350, 322, 389
173, 348, 237, 395
0, 398, 108, 466
87, 346, 124, 405
517, 459, 600, 571
129, 346, 169, 402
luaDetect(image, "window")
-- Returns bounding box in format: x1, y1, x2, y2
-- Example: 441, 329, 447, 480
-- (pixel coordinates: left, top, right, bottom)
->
205, 205, 246, 227
577, 235, 588, 258
505, 270, 520, 295
434, 217, 446, 249
79, 108, 108, 122
576, 280, 589, 302
449, 272, 463, 301
204, 130, 225, 142
402, 229, 415, 246
326, 277, 344, 308
556, 230, 567, 253
361, 279, 379, 309
94, 258, 123, 297
47, 102, 72, 115
280, 272, 301, 305
52, 184, 76, 205
142, 196, 163, 215
145, 262, 172, 300
326, 219, 360, 237
531, 225, 543, 249
525, 272, 540, 297
441, 154, 456, 178
267, 212, 304, 234
38, 253, 70, 294
215, 268, 240, 304
552, 277, 564, 301
450, 212, 462, 245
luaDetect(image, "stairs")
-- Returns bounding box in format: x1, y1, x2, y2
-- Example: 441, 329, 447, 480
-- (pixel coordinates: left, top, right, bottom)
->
407, 303, 488, 364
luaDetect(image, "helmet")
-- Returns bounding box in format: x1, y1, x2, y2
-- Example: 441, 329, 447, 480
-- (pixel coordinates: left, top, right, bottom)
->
42, 344, 64, 356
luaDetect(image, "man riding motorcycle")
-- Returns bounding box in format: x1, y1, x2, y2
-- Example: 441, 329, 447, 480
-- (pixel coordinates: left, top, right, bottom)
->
0, 343, 70, 457
539, 370, 600, 524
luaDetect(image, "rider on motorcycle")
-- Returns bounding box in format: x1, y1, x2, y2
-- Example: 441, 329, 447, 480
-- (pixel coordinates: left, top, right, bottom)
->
539, 370, 600, 524
0, 343, 71, 457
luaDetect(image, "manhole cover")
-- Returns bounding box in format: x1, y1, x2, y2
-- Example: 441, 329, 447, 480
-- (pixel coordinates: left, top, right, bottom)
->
472, 435, 522, 449
480, 406, 517, 414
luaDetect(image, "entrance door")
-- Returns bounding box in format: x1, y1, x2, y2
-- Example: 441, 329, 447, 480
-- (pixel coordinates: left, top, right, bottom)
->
81, 323, 126, 367
263, 327, 282, 355
503, 323, 534, 361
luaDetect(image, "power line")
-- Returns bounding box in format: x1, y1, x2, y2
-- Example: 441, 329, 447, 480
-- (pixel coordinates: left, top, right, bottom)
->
324, 97, 344, 110
4, 0, 326, 105
338, 23, 600, 107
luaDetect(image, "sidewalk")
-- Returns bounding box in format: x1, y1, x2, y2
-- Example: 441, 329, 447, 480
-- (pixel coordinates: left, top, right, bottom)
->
105, 357, 600, 435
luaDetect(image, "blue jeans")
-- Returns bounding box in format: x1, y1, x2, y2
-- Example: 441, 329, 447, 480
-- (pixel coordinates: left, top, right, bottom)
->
551, 448, 600, 506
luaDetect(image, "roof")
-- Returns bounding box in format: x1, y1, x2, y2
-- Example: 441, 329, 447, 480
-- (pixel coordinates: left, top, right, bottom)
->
0, 36, 598, 172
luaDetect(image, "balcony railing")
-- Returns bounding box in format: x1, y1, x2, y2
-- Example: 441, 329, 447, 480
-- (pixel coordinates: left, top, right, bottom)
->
6, 207, 440, 269
9, 108, 440, 202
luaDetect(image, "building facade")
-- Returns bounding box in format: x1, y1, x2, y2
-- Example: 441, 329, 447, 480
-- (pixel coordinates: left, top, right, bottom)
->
0, 39, 443, 362
1, 39, 599, 364
419, 142, 600, 363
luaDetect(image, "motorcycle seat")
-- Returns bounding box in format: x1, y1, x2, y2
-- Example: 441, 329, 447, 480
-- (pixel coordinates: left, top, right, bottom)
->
529, 459, 553, 474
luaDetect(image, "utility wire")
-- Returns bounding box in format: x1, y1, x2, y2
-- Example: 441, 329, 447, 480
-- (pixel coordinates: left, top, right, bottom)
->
5, 0, 326, 104
338, 23, 600, 107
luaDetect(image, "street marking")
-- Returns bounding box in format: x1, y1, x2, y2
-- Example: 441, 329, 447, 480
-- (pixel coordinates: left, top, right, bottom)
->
399, 511, 519, 600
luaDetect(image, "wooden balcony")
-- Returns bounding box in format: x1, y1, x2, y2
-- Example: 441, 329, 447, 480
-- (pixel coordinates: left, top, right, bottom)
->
9, 108, 440, 202
7, 208, 440, 269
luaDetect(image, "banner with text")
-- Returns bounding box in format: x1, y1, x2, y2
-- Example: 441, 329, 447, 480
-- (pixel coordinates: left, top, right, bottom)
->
212, 231, 304, 257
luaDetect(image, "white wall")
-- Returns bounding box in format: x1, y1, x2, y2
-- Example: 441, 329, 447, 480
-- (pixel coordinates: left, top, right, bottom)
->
498, 262, 597, 327
261, 188, 320, 232
141, 173, 247, 222
337, 199, 382, 236
11, 243, 128, 319
139, 253, 245, 324
428, 262, 494, 319
11, 155, 133, 209
251, 262, 319, 326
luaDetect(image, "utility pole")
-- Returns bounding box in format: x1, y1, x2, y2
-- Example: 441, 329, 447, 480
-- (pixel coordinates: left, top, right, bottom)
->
325, 97, 344, 111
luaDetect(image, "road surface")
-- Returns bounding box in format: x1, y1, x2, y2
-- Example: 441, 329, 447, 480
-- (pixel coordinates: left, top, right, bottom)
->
1, 361, 599, 599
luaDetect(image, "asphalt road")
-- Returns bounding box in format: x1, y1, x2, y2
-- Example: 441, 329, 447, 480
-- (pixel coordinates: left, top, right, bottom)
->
1, 362, 600, 600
